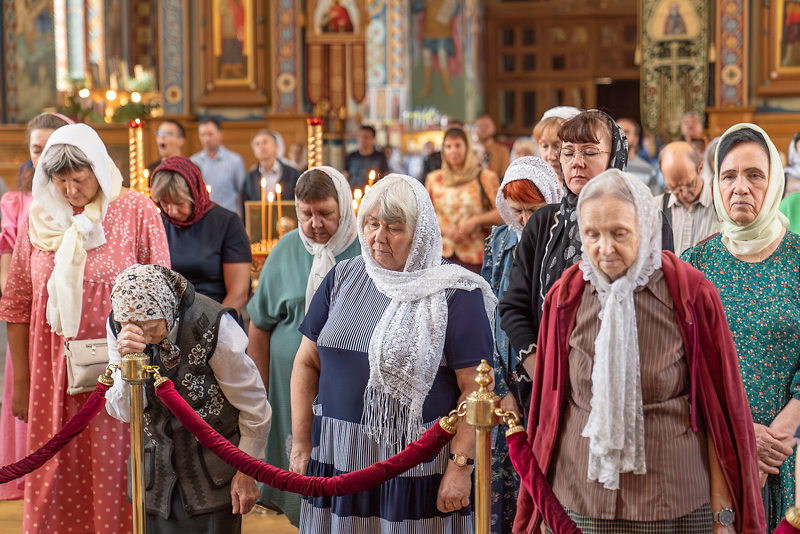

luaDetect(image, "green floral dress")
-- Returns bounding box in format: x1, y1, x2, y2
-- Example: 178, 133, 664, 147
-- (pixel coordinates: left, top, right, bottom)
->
682, 232, 800, 531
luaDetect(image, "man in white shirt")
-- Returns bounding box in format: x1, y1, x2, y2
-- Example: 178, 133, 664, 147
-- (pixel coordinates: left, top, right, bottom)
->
656, 142, 718, 255
191, 118, 247, 214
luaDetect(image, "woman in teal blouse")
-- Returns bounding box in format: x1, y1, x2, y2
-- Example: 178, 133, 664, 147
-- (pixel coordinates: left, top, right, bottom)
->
682, 123, 800, 531
246, 167, 360, 525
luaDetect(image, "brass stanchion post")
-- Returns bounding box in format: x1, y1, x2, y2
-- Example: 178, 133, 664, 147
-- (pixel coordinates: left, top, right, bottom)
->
120, 352, 151, 534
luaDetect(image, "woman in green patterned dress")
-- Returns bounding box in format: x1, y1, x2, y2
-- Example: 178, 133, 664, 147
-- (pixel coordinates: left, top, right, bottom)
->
682, 123, 800, 531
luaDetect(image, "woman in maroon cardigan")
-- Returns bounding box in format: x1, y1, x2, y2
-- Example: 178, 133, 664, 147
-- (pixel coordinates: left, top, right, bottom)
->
514, 170, 764, 534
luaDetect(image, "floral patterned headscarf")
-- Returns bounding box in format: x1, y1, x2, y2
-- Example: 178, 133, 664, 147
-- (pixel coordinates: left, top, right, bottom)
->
111, 264, 189, 332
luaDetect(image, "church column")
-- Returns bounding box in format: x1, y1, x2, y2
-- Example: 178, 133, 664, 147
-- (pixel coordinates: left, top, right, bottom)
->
159, 0, 190, 116
271, 0, 303, 113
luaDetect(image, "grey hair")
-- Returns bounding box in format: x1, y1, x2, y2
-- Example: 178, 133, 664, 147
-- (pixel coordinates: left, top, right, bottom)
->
41, 144, 93, 180
150, 171, 194, 205
577, 169, 636, 214
359, 175, 418, 232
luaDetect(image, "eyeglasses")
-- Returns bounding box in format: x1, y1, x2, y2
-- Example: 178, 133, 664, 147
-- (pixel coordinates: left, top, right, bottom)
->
664, 176, 698, 196
557, 148, 611, 164
156, 130, 176, 138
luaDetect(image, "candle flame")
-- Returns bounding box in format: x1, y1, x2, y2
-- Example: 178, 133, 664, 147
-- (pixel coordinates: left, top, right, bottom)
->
354, 189, 363, 200
352, 199, 359, 211
275, 183, 282, 194
260, 178, 267, 188
268, 192, 274, 202
369, 170, 376, 181
206, 185, 212, 193
364, 185, 370, 195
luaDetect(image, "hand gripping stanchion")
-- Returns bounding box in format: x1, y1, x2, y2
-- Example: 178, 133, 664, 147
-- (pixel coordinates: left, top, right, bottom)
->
442, 360, 524, 534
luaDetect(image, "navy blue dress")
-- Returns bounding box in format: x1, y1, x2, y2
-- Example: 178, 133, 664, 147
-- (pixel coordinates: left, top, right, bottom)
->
163, 205, 252, 304
298, 256, 493, 533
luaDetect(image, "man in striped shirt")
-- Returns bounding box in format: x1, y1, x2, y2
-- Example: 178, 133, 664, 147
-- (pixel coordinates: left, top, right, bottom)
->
656, 141, 718, 255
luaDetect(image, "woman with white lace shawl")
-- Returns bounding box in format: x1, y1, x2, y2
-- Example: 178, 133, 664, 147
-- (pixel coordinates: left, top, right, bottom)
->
515, 170, 764, 534
480, 156, 561, 534
289, 174, 496, 533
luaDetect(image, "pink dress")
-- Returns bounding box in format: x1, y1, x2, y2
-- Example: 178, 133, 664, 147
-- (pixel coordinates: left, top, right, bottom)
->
0, 191, 33, 500
0, 191, 170, 534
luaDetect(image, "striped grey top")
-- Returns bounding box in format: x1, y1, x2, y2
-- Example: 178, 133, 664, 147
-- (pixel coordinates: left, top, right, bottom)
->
550, 270, 711, 521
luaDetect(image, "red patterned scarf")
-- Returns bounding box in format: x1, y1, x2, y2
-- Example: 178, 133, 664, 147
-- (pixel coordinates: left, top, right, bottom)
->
152, 156, 214, 227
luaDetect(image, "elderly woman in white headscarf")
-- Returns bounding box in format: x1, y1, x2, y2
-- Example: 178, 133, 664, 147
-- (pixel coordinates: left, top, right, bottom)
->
682, 123, 800, 531
288, 174, 496, 533
0, 123, 170, 533
246, 166, 360, 526
480, 156, 562, 534
514, 169, 764, 534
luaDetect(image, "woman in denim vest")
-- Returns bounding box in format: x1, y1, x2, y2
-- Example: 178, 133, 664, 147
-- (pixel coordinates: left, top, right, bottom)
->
480, 156, 561, 534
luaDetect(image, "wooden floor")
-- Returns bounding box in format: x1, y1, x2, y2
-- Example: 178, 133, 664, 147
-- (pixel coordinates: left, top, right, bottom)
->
0, 500, 298, 534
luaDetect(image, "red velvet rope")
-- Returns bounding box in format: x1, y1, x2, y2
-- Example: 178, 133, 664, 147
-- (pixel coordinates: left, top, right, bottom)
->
0, 382, 111, 484
155, 379, 454, 496
506, 432, 582, 534
774, 519, 800, 534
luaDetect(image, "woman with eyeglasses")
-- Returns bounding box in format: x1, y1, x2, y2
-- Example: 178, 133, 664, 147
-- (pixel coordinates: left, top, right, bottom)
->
499, 110, 674, 413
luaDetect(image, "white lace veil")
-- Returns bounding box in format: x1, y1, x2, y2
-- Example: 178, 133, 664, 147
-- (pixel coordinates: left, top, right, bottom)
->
576, 169, 663, 490
357, 174, 497, 448
296, 166, 358, 311
496, 156, 563, 238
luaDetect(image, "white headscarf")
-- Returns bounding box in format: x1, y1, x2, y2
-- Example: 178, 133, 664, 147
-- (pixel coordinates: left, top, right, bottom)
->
576, 169, 663, 490
541, 106, 582, 121
357, 174, 497, 448
297, 166, 358, 310
496, 157, 563, 239
28, 123, 123, 338
713, 123, 790, 256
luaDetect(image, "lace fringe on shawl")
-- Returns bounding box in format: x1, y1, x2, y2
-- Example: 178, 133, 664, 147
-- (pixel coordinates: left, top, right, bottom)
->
577, 170, 662, 490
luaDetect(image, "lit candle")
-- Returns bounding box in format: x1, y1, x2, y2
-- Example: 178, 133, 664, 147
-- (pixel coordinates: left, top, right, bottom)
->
206, 184, 212, 195
267, 191, 274, 244
260, 178, 267, 245
354, 189, 363, 201
352, 199, 359, 213
275, 184, 283, 237
368, 170, 376, 187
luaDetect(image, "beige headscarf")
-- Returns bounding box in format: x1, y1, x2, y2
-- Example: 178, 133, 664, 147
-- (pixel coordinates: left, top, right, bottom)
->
29, 124, 123, 338
713, 123, 789, 256
441, 131, 482, 187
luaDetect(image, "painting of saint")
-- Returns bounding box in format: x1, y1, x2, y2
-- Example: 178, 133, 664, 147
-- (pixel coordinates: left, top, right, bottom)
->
13, 0, 57, 120
217, 0, 248, 80
413, 0, 462, 97
313, 0, 360, 35
781, 0, 800, 67
663, 2, 687, 35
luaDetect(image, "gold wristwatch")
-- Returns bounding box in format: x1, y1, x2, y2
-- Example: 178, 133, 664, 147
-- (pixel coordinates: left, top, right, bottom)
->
449, 453, 475, 467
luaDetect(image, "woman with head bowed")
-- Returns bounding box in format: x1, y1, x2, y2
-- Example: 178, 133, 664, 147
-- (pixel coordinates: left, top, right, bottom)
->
682, 123, 800, 531
0, 123, 170, 533
0, 111, 72, 501
150, 156, 252, 316
289, 174, 496, 533
480, 156, 562, 533
246, 166, 360, 526
499, 110, 675, 397
516, 170, 764, 534
426, 127, 504, 273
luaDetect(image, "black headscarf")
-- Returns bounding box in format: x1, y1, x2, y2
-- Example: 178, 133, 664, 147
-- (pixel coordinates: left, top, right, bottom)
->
541, 110, 628, 302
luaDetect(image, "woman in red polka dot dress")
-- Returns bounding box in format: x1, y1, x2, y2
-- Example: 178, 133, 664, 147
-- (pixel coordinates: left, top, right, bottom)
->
0, 124, 171, 534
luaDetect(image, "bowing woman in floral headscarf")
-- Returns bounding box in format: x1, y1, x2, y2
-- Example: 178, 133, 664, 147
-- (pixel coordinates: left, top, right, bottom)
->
289, 174, 496, 533
480, 156, 562, 534
0, 123, 170, 533
499, 110, 675, 387
683, 123, 800, 531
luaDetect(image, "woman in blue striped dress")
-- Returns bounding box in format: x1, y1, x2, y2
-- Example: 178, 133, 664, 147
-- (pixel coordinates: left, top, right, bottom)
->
289, 173, 496, 533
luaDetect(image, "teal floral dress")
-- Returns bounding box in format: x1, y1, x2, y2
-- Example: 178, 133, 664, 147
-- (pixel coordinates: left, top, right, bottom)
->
682, 232, 800, 532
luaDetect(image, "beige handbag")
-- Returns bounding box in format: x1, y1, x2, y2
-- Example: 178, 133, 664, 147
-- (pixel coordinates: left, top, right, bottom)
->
64, 338, 109, 395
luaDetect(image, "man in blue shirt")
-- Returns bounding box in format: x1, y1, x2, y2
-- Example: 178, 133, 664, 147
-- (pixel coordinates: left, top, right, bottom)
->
190, 118, 246, 215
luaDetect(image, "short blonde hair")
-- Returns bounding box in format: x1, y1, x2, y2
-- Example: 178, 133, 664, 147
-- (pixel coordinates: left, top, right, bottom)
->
151, 171, 194, 204
533, 116, 565, 144
359, 175, 418, 232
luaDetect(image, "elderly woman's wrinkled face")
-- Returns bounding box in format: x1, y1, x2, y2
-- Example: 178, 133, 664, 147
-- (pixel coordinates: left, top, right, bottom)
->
507, 198, 546, 228
718, 142, 770, 226
53, 166, 102, 208
123, 319, 169, 344
581, 195, 640, 282
297, 196, 340, 244
159, 194, 194, 222
364, 210, 413, 271
560, 127, 612, 196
